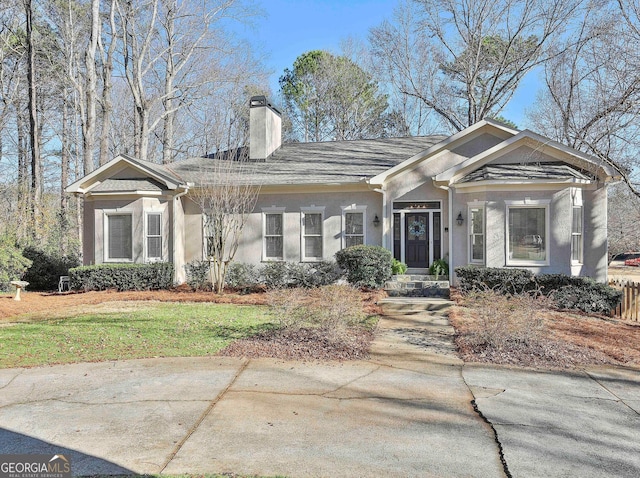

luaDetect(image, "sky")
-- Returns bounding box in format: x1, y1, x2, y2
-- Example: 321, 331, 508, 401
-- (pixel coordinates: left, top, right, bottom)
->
243, 0, 541, 130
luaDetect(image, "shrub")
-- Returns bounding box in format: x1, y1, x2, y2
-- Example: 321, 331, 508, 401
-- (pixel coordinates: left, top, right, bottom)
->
392, 258, 407, 275
21, 247, 80, 291
262, 261, 290, 288
455, 267, 622, 314
260, 260, 343, 289
429, 258, 449, 277
69, 262, 174, 291
267, 284, 366, 338
335, 245, 393, 288
549, 280, 622, 314
460, 289, 547, 354
455, 266, 535, 294
185, 260, 211, 290
290, 260, 344, 288
0, 237, 32, 292
225, 262, 260, 290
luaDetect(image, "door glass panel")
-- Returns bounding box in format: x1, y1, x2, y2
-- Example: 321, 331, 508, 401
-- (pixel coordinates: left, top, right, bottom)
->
393, 213, 401, 260
432, 212, 441, 261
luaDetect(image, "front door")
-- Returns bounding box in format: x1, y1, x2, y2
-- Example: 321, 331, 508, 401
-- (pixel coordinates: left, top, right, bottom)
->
405, 213, 429, 268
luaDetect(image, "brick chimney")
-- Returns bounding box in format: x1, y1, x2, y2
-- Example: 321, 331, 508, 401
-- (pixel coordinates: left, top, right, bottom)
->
249, 95, 282, 161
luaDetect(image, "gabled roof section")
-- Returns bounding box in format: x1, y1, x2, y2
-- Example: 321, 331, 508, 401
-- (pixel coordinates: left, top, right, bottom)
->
66, 154, 186, 194
459, 163, 593, 183
434, 129, 620, 186
368, 119, 519, 185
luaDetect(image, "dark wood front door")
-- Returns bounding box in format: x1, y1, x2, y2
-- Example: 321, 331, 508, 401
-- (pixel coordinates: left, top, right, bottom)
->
405, 213, 429, 268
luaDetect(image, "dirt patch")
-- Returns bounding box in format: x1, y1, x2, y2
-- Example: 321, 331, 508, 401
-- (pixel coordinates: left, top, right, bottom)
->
449, 288, 640, 369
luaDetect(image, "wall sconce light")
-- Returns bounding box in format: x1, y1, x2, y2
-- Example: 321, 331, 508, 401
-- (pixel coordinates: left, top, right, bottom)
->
456, 212, 464, 226
373, 214, 380, 227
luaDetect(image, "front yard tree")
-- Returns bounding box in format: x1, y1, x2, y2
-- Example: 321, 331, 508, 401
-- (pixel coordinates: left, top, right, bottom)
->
190, 149, 260, 293
279, 50, 389, 142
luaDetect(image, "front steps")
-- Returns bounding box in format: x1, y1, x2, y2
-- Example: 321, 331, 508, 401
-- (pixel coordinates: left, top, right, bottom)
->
384, 274, 450, 298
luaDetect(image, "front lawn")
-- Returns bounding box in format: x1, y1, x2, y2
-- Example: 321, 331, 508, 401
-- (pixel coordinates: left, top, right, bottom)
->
0, 301, 274, 368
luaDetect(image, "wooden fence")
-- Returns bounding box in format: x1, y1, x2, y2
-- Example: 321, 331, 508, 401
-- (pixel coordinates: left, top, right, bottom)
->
609, 279, 640, 321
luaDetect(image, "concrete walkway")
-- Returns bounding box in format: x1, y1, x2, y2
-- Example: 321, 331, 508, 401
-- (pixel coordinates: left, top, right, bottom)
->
0, 298, 639, 477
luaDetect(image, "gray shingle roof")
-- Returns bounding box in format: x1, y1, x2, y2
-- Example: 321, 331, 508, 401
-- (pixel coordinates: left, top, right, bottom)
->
168, 136, 447, 186
459, 162, 594, 183
91, 178, 168, 192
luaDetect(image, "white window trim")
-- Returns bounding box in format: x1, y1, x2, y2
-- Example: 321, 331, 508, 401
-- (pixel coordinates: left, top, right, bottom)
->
301, 206, 325, 262
468, 202, 486, 265
341, 205, 367, 249
144, 211, 163, 262
262, 207, 286, 261
571, 189, 584, 264
103, 209, 134, 263
505, 199, 551, 267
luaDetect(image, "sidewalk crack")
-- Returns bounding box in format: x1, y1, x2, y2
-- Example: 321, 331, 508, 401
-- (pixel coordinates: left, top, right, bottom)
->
584, 370, 640, 417
461, 366, 511, 478
159, 358, 250, 472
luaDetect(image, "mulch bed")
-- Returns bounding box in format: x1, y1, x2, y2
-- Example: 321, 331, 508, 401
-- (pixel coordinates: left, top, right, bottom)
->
218, 326, 375, 361
449, 288, 640, 369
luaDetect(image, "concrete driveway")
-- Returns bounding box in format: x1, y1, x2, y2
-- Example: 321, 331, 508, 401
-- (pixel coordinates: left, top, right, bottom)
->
0, 298, 639, 477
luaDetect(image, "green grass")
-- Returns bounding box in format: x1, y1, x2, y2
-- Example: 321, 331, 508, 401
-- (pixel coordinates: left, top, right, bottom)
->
0, 302, 275, 368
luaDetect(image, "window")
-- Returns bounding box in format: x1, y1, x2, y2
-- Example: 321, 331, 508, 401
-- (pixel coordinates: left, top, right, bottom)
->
264, 213, 284, 260
506, 201, 549, 265
342, 206, 366, 248
469, 206, 484, 264
146, 213, 162, 261
301, 207, 324, 261
105, 212, 133, 261
572, 206, 583, 263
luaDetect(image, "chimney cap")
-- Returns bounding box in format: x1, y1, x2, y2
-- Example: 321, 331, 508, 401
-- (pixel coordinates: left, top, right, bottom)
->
250, 95, 281, 115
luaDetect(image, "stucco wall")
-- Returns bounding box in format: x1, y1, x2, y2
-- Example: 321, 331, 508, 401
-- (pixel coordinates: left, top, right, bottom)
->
450, 185, 608, 283
182, 189, 384, 266
87, 196, 170, 265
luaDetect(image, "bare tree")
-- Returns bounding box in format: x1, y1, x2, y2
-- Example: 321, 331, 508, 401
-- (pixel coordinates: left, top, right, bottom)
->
370, 0, 581, 133
529, 0, 640, 196
189, 149, 260, 293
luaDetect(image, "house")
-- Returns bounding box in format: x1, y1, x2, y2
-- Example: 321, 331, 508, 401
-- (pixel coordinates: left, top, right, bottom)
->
66, 96, 619, 285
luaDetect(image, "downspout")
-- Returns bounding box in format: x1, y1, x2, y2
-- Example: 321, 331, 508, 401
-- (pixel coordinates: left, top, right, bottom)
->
171, 185, 190, 284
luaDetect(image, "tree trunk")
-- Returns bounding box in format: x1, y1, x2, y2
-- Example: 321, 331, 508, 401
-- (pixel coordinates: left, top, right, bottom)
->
60, 93, 70, 255
83, 0, 100, 174
99, 0, 117, 166
25, 0, 41, 240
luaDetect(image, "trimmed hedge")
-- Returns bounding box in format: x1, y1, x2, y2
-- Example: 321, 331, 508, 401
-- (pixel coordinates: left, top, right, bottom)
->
335, 245, 393, 288
69, 262, 174, 291
261, 260, 343, 289
185, 260, 212, 290
454, 266, 622, 314
455, 266, 535, 294
22, 247, 80, 291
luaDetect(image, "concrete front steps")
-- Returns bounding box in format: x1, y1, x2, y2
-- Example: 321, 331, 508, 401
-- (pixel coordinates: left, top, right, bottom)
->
384, 274, 450, 298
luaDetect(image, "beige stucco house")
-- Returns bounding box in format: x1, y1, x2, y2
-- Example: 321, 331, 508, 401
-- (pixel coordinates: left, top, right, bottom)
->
66, 96, 619, 284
